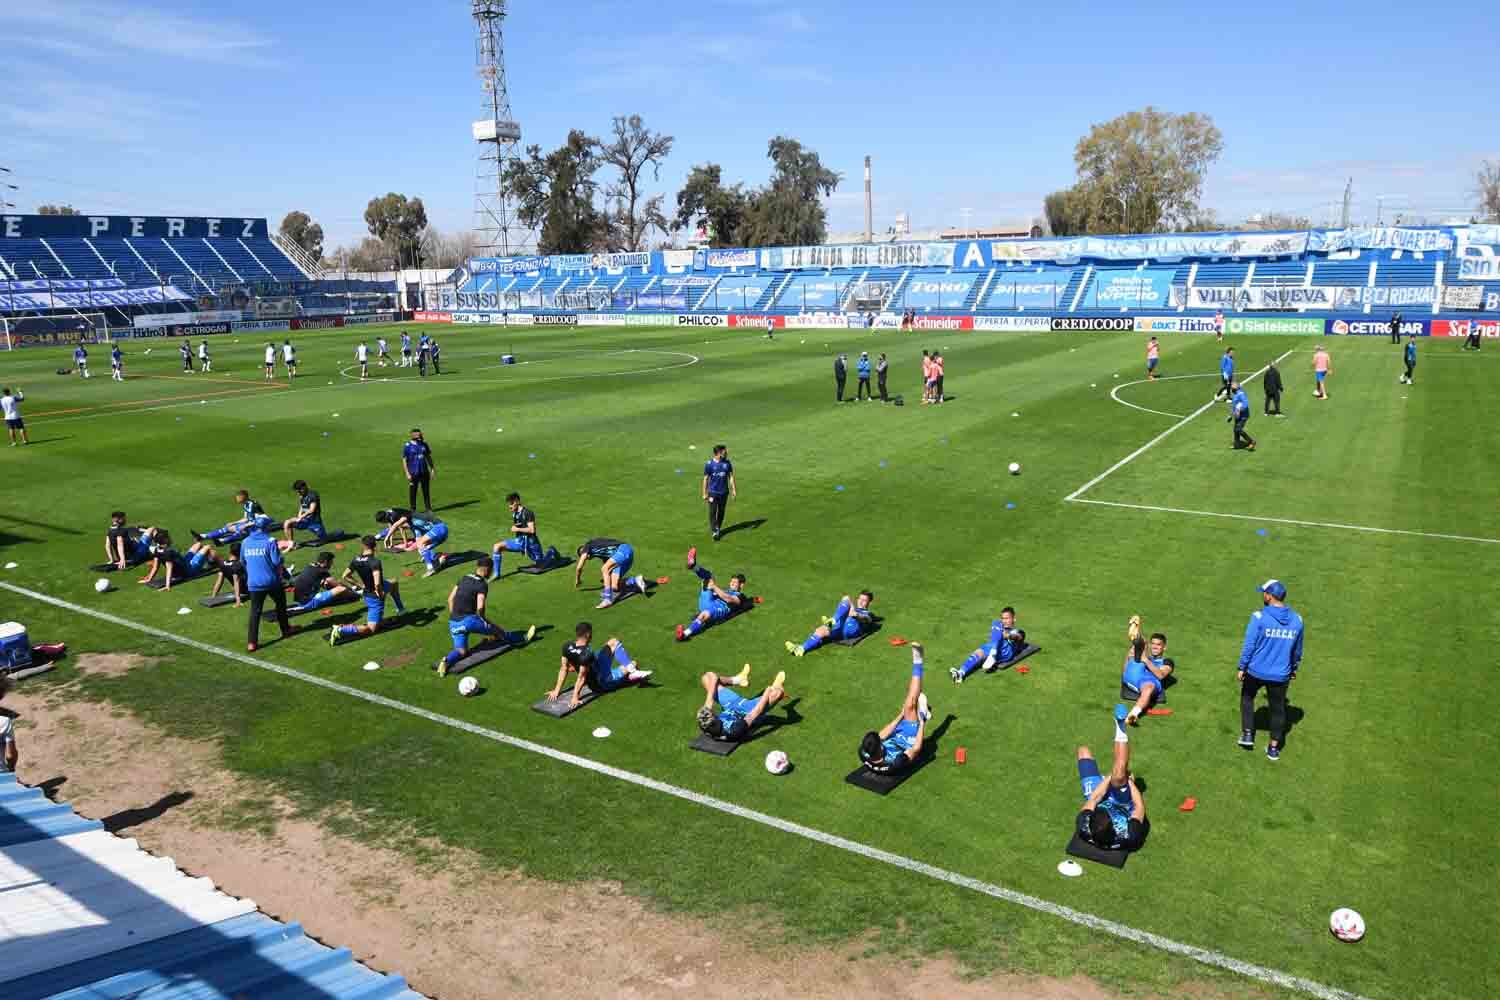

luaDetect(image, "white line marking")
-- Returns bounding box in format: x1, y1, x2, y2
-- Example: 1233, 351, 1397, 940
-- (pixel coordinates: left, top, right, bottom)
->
0, 580, 1370, 1000
1108, 373, 1218, 419
1065, 351, 1294, 502
1069, 499, 1500, 545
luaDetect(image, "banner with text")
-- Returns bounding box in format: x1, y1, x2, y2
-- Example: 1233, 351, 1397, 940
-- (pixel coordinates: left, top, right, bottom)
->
996, 231, 1308, 264
1305, 227, 1452, 253
1, 284, 191, 312
1, 214, 268, 240
1326, 317, 1429, 336
1432, 319, 1500, 338
1134, 315, 1222, 334
973, 315, 1053, 331
760, 242, 955, 271
1088, 269, 1176, 308
1441, 285, 1484, 309
1172, 286, 1343, 310
1225, 316, 1324, 334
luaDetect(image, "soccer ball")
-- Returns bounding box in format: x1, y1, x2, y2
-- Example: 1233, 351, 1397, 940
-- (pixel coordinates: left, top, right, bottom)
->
94, 578, 111, 593
1329, 908, 1365, 942
764, 750, 790, 774
458, 676, 479, 697
1008, 462, 1021, 475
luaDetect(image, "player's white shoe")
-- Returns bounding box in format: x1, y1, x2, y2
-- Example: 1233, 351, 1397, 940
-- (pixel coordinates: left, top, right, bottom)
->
917, 693, 931, 722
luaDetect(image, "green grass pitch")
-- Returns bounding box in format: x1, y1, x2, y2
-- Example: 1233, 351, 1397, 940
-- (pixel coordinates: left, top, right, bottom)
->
2, 322, 1497, 999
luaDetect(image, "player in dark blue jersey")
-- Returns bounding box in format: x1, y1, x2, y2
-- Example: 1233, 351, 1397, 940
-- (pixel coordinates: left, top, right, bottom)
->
138, 530, 215, 589
700, 444, 736, 540
329, 536, 407, 644
674, 547, 746, 641
436, 559, 535, 675
572, 537, 648, 608
110, 345, 124, 381
209, 542, 248, 606
696, 664, 786, 743
105, 511, 155, 570
383, 510, 448, 577
949, 607, 1026, 683
858, 644, 933, 773
195, 490, 267, 545
492, 493, 558, 574
1075, 708, 1147, 851
548, 621, 652, 709
786, 590, 875, 656
281, 479, 328, 544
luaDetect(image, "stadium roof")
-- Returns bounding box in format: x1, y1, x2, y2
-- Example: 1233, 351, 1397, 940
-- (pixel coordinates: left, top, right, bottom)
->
0, 771, 426, 1000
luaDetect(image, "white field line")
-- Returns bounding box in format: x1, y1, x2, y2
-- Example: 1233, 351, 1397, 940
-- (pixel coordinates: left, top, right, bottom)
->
1107, 373, 1219, 419
1065, 351, 1295, 502
0, 581, 1371, 1000
1069, 499, 1500, 545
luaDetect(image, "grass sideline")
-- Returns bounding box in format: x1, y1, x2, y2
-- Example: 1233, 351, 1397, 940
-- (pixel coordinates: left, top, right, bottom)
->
2, 322, 1496, 999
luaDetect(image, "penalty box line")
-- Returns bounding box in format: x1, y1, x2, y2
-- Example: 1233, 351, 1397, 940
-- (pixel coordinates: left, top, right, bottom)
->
0, 581, 1370, 1000
1065, 349, 1295, 503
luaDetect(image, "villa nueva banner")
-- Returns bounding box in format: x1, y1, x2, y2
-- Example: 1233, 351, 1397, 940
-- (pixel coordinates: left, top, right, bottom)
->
1172, 286, 1342, 310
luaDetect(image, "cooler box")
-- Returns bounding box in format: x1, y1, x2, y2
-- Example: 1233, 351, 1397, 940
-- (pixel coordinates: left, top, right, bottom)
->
0, 623, 32, 671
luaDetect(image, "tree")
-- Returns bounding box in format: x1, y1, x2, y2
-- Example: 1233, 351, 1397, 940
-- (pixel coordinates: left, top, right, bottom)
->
419, 226, 480, 270
1051, 108, 1223, 235
327, 237, 397, 273
1043, 189, 1088, 237
597, 114, 674, 251
674, 163, 750, 247
739, 137, 841, 247
278, 210, 324, 260
503, 129, 609, 254
1477, 160, 1500, 222
1249, 212, 1311, 231
37, 204, 80, 215
363, 193, 429, 267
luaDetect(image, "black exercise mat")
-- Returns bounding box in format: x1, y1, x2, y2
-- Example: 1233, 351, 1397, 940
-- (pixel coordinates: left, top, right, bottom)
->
832, 621, 881, 647
516, 554, 571, 575
985, 642, 1041, 671
144, 570, 216, 590
443, 639, 519, 674
198, 594, 240, 608
689, 732, 743, 756
844, 753, 933, 795
1066, 832, 1129, 869
531, 686, 599, 717
294, 530, 357, 550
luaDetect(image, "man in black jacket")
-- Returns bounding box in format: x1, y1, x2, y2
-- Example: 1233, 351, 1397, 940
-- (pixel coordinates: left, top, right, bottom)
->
876, 353, 889, 401
1263, 360, 1284, 416
833, 353, 847, 402
1389, 311, 1403, 344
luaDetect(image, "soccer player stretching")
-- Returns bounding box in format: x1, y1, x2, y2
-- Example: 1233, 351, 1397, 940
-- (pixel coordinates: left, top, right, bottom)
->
549, 621, 652, 708
786, 591, 876, 656
696, 664, 786, 743
435, 559, 534, 676
857, 643, 932, 773
675, 547, 746, 641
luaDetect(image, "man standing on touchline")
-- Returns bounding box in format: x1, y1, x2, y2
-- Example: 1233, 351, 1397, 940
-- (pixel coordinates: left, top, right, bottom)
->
701, 443, 736, 541
243, 518, 294, 653
1237, 579, 1304, 761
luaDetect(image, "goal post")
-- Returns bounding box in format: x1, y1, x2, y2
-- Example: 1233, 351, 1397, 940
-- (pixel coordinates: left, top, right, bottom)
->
0, 312, 108, 351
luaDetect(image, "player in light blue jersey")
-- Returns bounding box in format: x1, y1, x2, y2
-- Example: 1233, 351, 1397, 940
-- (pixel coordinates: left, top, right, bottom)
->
696, 664, 786, 743
858, 643, 932, 773
1228, 381, 1255, 451
674, 547, 746, 641
1121, 632, 1175, 725
1075, 707, 1147, 851
950, 606, 1026, 683
786, 590, 875, 656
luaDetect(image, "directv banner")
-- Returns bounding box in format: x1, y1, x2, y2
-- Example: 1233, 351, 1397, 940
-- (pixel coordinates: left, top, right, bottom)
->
997, 231, 1308, 263
1326, 316, 1429, 336
1, 214, 268, 240
1052, 316, 1134, 331
972, 316, 1052, 331
1133, 315, 1222, 334
1306, 227, 1452, 253
1173, 286, 1342, 310
760, 242, 955, 271
986, 278, 1068, 309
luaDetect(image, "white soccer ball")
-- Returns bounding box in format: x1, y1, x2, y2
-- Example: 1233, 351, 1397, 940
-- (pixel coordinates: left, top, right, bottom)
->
458, 676, 479, 697
1008, 462, 1021, 475
1329, 908, 1365, 942
764, 750, 790, 774
94, 578, 111, 593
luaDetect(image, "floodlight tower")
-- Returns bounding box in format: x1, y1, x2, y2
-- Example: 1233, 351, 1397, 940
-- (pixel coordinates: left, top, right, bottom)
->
472, 0, 529, 257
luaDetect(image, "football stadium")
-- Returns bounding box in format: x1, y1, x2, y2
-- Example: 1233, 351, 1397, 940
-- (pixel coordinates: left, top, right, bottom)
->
1, 4, 1498, 999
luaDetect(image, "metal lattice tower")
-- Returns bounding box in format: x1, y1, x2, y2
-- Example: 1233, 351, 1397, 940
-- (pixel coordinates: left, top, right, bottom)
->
471, 0, 528, 258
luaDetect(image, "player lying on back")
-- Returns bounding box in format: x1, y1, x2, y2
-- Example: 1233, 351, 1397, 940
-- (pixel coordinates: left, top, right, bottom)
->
572, 537, 648, 609
105, 511, 156, 570
1074, 707, 1147, 852
547, 621, 653, 709
329, 536, 408, 645
194, 490, 267, 545
675, 547, 746, 641
138, 530, 218, 590
1120, 630, 1174, 725
949, 607, 1027, 683
696, 664, 787, 742
858, 643, 933, 773
435, 559, 535, 676
786, 590, 876, 656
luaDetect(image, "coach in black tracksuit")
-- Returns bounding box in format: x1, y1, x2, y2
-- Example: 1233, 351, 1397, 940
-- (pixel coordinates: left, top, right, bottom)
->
833, 354, 847, 402
1389, 311, 1402, 344
1263, 360, 1283, 415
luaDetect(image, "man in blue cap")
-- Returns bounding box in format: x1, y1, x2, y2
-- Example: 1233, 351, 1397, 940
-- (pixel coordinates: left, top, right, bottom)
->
1237, 579, 1304, 760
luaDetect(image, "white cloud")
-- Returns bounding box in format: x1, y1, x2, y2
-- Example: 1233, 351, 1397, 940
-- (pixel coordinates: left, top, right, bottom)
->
7, 1, 278, 67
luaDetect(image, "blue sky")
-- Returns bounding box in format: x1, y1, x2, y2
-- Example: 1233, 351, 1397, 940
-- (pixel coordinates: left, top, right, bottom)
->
4, 0, 1497, 249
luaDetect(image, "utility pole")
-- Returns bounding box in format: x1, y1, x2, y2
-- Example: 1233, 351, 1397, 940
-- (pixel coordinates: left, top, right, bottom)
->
863, 155, 872, 244
1341, 177, 1353, 228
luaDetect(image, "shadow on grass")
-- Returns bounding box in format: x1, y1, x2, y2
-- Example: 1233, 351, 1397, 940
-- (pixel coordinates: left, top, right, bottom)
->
103, 790, 195, 833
